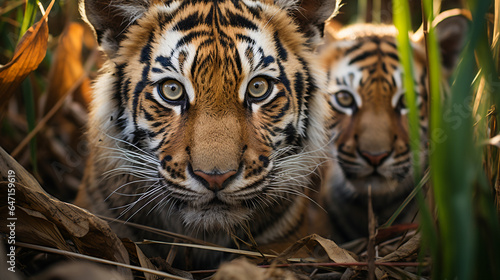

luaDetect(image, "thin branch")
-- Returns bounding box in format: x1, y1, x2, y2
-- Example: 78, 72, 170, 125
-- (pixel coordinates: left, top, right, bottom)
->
17, 242, 189, 280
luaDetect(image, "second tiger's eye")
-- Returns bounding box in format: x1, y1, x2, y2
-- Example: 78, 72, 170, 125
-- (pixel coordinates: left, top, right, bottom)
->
397, 94, 407, 110
335, 91, 355, 108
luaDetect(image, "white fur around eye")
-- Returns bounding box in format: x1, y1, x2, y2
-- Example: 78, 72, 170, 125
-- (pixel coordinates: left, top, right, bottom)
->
249, 79, 279, 112
392, 89, 422, 115
329, 87, 361, 116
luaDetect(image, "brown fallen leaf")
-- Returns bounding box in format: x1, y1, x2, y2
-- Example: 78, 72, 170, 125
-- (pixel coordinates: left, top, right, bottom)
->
31, 261, 126, 280
213, 258, 298, 280
0, 0, 55, 118
0, 242, 22, 280
121, 239, 189, 280
275, 234, 358, 265
44, 22, 94, 115
0, 146, 131, 278
0, 206, 71, 252
377, 233, 421, 263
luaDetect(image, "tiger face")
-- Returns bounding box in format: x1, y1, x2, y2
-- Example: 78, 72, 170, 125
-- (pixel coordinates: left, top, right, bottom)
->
321, 25, 428, 198
78, 0, 337, 255
319, 16, 468, 241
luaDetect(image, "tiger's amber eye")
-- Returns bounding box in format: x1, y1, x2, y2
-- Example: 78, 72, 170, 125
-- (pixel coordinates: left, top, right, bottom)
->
247, 77, 270, 99
335, 91, 355, 107
159, 79, 184, 101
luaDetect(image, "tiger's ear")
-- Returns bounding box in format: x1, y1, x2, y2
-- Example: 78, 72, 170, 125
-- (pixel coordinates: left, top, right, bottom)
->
276, 0, 340, 46
434, 10, 470, 74
413, 9, 470, 76
316, 19, 342, 52
81, 0, 151, 55
323, 19, 343, 43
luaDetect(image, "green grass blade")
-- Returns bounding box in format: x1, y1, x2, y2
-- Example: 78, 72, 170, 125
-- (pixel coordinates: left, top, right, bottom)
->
19, 0, 39, 39
430, 0, 492, 278
380, 169, 430, 229
393, 0, 421, 184
419, 0, 441, 278
472, 8, 500, 279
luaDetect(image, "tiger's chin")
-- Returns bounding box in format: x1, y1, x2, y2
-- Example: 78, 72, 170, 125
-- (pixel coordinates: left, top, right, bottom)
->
179, 202, 252, 232
345, 174, 413, 199
333, 163, 414, 200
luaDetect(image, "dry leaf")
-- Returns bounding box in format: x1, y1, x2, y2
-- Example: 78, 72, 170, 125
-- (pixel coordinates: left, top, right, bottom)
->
0, 243, 22, 280
122, 239, 171, 280
485, 134, 500, 147
276, 234, 357, 264
0, 0, 55, 115
213, 258, 298, 280
31, 261, 126, 280
44, 22, 93, 114
0, 206, 71, 252
378, 233, 421, 263
0, 146, 131, 278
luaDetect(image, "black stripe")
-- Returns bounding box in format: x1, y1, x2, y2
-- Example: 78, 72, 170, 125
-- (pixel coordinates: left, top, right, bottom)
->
338, 157, 362, 166
156, 55, 176, 72
384, 52, 399, 61
175, 30, 212, 48
344, 42, 364, 56
236, 34, 256, 44
234, 47, 242, 75
140, 33, 155, 63
226, 10, 258, 30
273, 31, 288, 61
283, 123, 297, 145
349, 50, 378, 65
174, 12, 201, 31
294, 71, 304, 117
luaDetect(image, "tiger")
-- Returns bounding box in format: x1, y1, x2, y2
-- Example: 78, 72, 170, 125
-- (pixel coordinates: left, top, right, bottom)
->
318, 13, 468, 243
76, 0, 338, 268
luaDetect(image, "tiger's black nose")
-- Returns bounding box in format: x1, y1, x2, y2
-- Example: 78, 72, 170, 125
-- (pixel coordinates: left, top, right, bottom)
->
194, 170, 237, 191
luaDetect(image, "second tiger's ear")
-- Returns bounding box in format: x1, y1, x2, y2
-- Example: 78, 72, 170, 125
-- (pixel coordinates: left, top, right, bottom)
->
324, 19, 344, 43
81, 0, 152, 56
413, 9, 470, 77
434, 9, 470, 75
275, 0, 341, 47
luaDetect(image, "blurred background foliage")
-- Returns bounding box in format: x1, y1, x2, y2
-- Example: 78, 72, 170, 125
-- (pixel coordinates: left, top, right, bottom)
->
1, 0, 98, 202
1, 0, 500, 279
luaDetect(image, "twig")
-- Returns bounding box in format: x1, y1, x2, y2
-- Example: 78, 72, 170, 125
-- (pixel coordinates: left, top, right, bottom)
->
140, 240, 278, 259
188, 261, 428, 275
97, 215, 220, 247
16, 242, 189, 280
367, 185, 376, 280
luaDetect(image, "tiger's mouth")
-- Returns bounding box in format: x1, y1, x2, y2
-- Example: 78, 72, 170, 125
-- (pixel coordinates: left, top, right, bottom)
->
338, 152, 412, 183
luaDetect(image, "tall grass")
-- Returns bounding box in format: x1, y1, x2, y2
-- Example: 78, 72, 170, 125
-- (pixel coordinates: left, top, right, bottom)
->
393, 0, 500, 278
392, 0, 422, 183
18, 0, 40, 174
